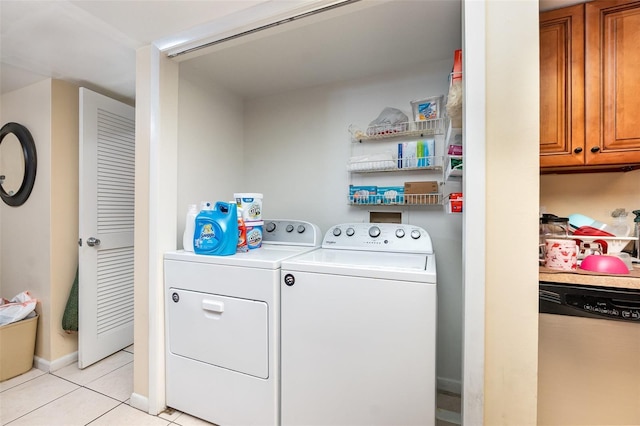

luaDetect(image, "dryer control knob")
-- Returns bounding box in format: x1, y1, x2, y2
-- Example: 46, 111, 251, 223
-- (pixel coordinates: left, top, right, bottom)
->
369, 226, 381, 238
333, 227, 342, 236
297, 225, 306, 233
286, 224, 294, 233
411, 229, 421, 239
266, 222, 276, 232
395, 229, 405, 238
346, 227, 355, 236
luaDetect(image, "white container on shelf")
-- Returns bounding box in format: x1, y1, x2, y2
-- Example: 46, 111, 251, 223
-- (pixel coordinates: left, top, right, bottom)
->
234, 193, 263, 222
182, 204, 198, 252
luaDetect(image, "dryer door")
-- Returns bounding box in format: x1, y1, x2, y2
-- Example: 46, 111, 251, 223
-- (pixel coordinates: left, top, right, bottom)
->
167, 288, 269, 379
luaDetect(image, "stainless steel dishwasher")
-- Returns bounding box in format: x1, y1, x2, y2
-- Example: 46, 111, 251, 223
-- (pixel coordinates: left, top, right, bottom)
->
538, 282, 640, 426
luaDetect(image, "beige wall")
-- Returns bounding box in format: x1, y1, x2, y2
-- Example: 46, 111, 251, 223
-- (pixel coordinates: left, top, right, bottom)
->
50, 80, 80, 359
134, 46, 153, 404
0, 79, 79, 364
541, 170, 640, 234
1, 79, 54, 360
484, 0, 540, 424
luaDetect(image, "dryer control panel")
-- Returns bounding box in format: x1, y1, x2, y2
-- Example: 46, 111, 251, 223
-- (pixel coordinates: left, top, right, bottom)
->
322, 223, 433, 254
262, 220, 322, 247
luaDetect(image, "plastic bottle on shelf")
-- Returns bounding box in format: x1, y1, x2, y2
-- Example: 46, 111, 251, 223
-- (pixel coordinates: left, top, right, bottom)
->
610, 208, 631, 237
236, 206, 248, 253
182, 204, 198, 252
193, 201, 238, 256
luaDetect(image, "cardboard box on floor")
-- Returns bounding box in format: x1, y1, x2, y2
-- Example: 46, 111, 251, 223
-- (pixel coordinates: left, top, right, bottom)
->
0, 314, 38, 382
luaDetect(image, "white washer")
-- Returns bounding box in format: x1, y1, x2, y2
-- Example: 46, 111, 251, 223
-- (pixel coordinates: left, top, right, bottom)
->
279, 223, 437, 426
164, 220, 321, 426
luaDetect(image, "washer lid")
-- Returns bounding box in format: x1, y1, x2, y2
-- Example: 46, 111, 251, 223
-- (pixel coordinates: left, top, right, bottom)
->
281, 249, 436, 283
164, 245, 319, 269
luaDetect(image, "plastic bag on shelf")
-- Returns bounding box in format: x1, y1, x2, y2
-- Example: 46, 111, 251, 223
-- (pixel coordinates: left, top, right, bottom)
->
0, 291, 38, 326
367, 107, 409, 136
447, 49, 463, 127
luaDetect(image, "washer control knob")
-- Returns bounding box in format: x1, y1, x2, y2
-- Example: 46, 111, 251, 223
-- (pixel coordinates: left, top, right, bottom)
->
396, 229, 405, 238
411, 229, 421, 239
266, 222, 276, 232
346, 227, 355, 236
333, 227, 342, 236
286, 224, 294, 233
369, 226, 381, 238
297, 225, 306, 233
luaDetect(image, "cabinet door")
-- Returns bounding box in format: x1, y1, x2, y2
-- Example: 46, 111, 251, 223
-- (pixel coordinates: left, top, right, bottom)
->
539, 4, 585, 168
586, 0, 640, 165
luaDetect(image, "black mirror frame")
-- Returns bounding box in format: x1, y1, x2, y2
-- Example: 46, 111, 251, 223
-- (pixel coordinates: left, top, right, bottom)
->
0, 122, 37, 207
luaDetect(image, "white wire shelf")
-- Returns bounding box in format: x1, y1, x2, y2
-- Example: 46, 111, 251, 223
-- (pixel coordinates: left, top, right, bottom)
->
349, 118, 446, 141
347, 156, 443, 173
347, 193, 443, 206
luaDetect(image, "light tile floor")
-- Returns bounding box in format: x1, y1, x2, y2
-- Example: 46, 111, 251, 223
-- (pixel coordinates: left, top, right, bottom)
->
1, 345, 460, 425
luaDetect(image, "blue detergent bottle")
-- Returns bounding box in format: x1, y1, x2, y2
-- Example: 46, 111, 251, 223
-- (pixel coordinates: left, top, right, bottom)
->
193, 201, 238, 256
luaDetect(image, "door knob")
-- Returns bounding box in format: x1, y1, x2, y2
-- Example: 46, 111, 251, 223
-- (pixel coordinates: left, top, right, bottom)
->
86, 237, 101, 247
590, 146, 600, 153
573, 147, 583, 154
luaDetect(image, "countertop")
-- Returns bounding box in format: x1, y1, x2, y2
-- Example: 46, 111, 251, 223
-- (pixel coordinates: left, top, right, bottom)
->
539, 264, 640, 290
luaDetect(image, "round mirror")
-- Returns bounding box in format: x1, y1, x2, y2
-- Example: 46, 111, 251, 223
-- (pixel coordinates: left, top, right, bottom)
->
0, 122, 37, 206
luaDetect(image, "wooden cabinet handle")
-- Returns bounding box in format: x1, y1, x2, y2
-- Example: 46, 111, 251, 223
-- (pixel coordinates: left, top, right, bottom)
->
574, 147, 583, 154
590, 146, 600, 153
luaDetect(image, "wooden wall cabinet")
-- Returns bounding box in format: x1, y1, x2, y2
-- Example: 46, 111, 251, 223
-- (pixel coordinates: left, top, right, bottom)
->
540, 0, 640, 173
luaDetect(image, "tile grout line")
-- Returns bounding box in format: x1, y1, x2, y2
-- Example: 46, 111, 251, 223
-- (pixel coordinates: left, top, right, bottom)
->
83, 400, 129, 425
2, 384, 80, 425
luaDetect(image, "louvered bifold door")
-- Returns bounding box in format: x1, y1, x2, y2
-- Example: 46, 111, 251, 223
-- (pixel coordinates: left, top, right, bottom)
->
79, 88, 135, 368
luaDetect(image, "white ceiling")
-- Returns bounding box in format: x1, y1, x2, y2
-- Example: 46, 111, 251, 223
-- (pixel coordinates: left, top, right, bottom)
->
180, 0, 462, 99
0, 0, 264, 102
0, 0, 585, 104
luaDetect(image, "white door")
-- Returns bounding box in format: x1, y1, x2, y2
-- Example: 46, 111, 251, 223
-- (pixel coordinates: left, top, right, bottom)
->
78, 88, 135, 368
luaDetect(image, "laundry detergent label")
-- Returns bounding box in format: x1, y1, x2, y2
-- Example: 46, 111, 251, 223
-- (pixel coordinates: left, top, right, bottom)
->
247, 202, 261, 220
195, 223, 219, 251
246, 226, 263, 249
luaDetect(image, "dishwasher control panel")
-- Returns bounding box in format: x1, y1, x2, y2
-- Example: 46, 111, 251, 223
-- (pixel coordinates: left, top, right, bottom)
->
565, 294, 640, 320
539, 282, 640, 323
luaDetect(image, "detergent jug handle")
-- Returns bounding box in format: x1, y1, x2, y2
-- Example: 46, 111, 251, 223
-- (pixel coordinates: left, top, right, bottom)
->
215, 201, 236, 215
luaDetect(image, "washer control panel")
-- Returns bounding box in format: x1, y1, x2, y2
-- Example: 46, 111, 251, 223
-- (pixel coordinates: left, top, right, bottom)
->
262, 220, 322, 247
322, 223, 433, 254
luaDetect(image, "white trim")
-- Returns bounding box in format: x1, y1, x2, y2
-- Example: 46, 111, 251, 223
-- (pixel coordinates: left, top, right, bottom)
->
141, 44, 167, 417
462, 0, 486, 424
33, 351, 78, 373
142, 43, 179, 417
130, 392, 150, 412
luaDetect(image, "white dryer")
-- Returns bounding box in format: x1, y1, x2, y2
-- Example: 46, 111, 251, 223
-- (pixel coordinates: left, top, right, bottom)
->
164, 220, 321, 426
279, 223, 437, 426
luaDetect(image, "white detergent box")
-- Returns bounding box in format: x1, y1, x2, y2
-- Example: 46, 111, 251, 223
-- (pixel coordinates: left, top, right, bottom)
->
377, 186, 404, 204
349, 185, 377, 204
402, 141, 417, 168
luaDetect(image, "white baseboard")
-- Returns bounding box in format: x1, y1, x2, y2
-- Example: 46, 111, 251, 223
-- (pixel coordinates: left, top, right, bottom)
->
33, 351, 78, 373
130, 393, 150, 413
437, 376, 462, 395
